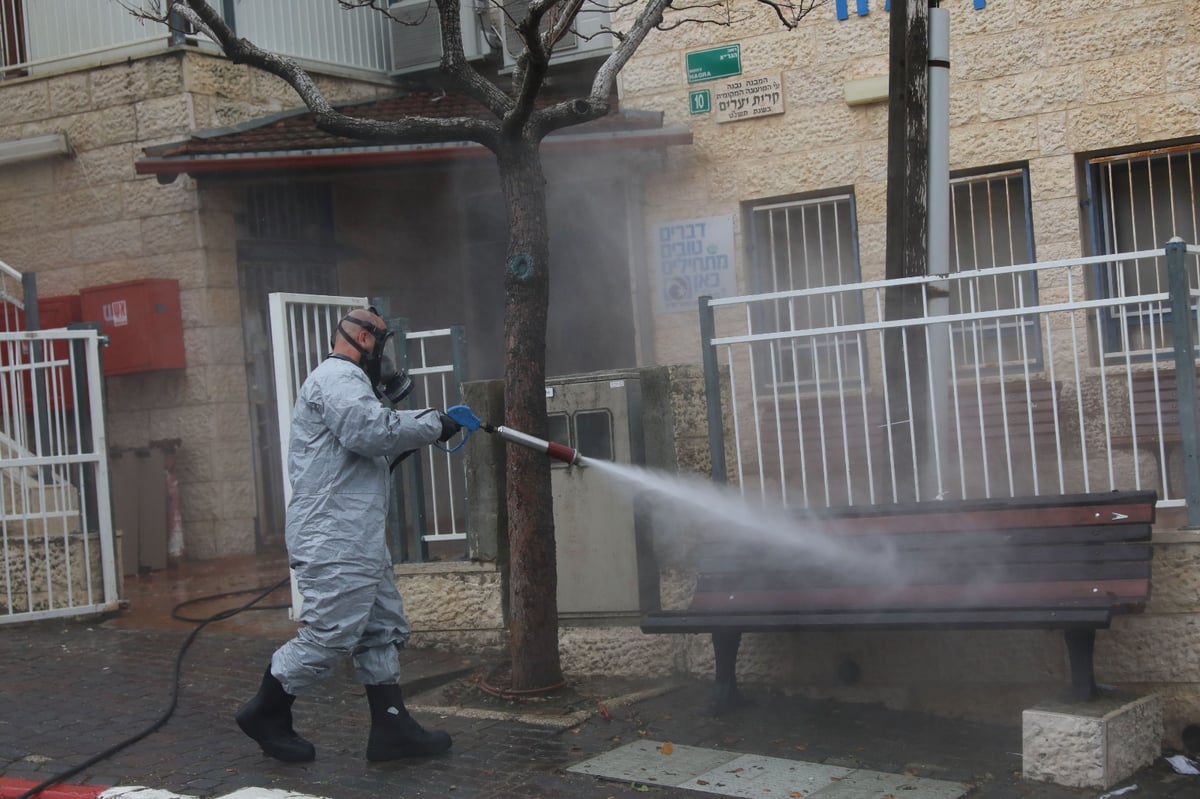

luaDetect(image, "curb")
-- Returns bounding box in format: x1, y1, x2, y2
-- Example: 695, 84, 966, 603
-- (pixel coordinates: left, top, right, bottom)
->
0, 779, 108, 799
410, 678, 685, 731
0, 780, 340, 799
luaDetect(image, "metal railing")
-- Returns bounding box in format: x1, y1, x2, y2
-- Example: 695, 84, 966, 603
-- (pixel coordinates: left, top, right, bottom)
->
2, 0, 391, 78
699, 240, 1200, 521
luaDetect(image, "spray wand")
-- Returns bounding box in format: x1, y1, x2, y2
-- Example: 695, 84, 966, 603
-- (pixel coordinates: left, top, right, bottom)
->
441, 404, 586, 466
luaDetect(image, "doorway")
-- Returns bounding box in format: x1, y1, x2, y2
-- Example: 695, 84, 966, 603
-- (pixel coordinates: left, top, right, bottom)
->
237, 182, 338, 548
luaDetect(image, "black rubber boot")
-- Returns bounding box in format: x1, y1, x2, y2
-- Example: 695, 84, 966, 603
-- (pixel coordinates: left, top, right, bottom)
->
365, 683, 452, 761
235, 666, 316, 762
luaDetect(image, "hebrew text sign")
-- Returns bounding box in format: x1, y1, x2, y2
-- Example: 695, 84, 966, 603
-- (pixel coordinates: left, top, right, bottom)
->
714, 73, 784, 124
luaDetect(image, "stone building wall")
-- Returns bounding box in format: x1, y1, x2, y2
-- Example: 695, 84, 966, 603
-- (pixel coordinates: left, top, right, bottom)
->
0, 47, 389, 559
616, 0, 1190, 365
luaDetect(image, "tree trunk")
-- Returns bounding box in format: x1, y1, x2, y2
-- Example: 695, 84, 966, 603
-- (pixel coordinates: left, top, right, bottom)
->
883, 0, 929, 503
496, 138, 563, 690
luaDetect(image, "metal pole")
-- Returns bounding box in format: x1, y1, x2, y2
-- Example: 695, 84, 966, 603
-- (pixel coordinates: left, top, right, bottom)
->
1166, 237, 1200, 527
385, 315, 409, 563
925, 3, 951, 500
22, 272, 51, 477
450, 324, 470, 551
69, 322, 103, 534
698, 295, 727, 484
395, 318, 429, 561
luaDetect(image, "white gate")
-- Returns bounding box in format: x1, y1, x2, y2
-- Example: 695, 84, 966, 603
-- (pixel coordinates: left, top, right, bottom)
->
0, 328, 117, 624
268, 292, 367, 618
267, 294, 468, 617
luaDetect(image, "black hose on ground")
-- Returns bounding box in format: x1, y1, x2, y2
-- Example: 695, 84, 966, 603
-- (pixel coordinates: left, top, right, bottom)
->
16, 577, 292, 799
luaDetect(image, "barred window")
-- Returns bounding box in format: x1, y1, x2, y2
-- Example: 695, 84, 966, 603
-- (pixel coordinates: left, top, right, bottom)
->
948, 166, 1039, 369
1088, 143, 1200, 357
747, 192, 863, 386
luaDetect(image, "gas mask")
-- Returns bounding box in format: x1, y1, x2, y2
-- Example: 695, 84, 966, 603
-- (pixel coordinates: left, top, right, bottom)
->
375, 354, 413, 406
335, 309, 410, 404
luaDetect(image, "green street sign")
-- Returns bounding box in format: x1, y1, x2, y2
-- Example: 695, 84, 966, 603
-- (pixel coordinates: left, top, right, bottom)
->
686, 44, 742, 84
689, 89, 711, 115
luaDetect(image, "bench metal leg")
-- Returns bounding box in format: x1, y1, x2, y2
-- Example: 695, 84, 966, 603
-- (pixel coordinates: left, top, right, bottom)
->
1064, 628, 1098, 702
710, 631, 742, 715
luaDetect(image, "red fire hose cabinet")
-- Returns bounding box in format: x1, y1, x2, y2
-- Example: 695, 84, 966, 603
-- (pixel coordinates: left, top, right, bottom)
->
80, 279, 185, 376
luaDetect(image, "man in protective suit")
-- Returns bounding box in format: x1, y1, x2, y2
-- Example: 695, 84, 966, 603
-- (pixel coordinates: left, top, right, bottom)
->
235, 307, 461, 763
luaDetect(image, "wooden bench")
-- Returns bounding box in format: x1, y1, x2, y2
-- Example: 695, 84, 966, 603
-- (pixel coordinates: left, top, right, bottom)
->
641, 490, 1156, 713
951, 377, 1060, 451
1111, 370, 1199, 494
1112, 369, 1197, 451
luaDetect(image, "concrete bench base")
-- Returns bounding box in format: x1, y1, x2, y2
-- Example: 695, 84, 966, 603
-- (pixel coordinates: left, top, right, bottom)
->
1022, 693, 1161, 789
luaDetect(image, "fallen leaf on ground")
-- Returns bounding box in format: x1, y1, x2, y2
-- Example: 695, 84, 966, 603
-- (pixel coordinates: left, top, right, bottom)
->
660, 742, 674, 755
789, 792, 805, 797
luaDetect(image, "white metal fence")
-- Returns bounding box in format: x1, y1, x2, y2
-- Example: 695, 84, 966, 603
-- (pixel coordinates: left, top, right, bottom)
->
0, 327, 116, 624
700, 241, 1200, 513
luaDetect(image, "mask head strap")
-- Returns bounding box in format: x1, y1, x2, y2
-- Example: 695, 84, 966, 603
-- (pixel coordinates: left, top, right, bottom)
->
336, 307, 393, 359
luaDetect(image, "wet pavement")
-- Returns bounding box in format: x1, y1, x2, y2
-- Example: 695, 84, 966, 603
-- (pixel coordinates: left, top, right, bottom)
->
1, 556, 1198, 799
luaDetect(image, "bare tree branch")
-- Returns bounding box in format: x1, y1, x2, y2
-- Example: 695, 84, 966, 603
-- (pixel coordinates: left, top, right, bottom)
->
757, 0, 826, 30
432, 1, 514, 119
179, 0, 501, 149
543, 0, 586, 50
504, 0, 558, 137
530, 0, 669, 138
121, 0, 826, 155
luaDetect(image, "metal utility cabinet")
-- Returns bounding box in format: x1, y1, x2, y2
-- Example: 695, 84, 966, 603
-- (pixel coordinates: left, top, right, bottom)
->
547, 371, 645, 619
80, 279, 185, 376
110, 446, 168, 575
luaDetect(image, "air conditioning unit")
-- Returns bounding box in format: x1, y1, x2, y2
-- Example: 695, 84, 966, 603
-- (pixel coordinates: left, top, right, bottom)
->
388, 0, 488, 75
499, 0, 613, 70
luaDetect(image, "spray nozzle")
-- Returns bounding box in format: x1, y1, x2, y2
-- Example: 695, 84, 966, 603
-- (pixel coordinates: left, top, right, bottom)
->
433, 404, 488, 453
435, 404, 583, 465
447, 404, 486, 432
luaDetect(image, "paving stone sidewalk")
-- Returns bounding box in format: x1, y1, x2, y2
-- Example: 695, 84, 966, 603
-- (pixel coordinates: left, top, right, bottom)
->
1, 617, 1196, 799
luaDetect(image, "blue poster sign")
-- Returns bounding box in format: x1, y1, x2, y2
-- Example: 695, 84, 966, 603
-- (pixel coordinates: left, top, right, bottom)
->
656, 215, 736, 313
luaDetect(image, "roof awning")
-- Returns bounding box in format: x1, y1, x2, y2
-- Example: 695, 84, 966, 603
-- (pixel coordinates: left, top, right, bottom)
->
136, 128, 693, 180
135, 91, 692, 181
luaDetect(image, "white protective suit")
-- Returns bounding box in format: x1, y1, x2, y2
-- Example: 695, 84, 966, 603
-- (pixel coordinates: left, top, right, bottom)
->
271, 356, 444, 695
